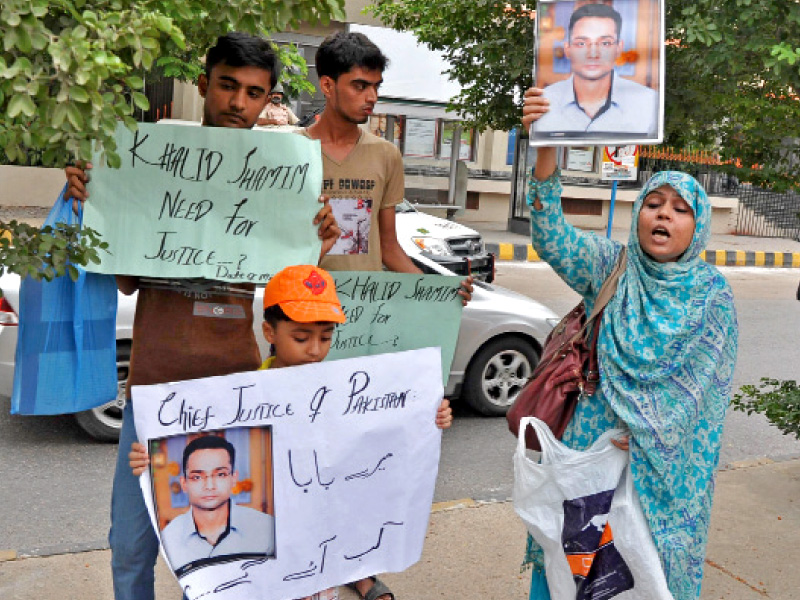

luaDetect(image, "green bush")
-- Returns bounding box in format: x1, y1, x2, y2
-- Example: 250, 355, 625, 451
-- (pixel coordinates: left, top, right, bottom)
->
732, 378, 800, 440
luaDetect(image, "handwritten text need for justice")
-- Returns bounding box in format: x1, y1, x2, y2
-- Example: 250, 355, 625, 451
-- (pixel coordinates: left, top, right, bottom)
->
127, 130, 311, 280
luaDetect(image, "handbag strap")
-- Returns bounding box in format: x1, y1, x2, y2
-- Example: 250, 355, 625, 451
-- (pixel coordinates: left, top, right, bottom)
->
586, 246, 627, 325
548, 247, 628, 359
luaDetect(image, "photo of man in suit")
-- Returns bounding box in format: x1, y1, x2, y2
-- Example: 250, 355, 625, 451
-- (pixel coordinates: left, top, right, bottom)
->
535, 2, 658, 138
160, 435, 275, 575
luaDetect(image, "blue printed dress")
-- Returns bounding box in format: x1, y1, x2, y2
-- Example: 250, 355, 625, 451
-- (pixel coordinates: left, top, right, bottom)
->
523, 170, 738, 600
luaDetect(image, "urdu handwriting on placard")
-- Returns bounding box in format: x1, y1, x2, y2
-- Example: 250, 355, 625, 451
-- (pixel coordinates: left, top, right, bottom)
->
283, 536, 337, 582
281, 522, 404, 584
186, 557, 269, 599
343, 521, 405, 560
133, 349, 444, 599
288, 449, 395, 492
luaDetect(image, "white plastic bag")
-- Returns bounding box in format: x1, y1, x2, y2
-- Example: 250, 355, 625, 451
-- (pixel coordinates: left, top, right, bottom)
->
513, 417, 674, 600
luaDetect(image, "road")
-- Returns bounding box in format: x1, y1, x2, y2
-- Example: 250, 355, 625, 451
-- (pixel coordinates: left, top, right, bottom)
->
1, 263, 799, 556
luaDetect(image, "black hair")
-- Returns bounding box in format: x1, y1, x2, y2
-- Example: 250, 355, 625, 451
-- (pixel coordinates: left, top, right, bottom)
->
315, 31, 388, 81
568, 4, 622, 40
205, 32, 279, 90
263, 303, 292, 327
182, 435, 235, 474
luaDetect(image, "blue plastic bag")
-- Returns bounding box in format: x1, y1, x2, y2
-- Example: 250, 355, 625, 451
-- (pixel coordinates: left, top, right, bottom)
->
11, 186, 119, 415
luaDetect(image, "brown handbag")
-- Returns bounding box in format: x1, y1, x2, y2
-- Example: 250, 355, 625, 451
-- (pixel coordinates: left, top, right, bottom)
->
507, 248, 627, 451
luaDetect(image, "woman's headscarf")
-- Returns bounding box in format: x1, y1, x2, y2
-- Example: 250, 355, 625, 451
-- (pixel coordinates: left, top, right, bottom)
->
597, 170, 738, 480
596, 171, 738, 594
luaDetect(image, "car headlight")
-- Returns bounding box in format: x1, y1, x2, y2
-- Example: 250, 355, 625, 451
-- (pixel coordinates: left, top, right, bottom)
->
412, 237, 453, 256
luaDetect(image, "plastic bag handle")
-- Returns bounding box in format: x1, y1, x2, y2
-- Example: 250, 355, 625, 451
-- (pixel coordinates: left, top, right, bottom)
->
517, 416, 561, 461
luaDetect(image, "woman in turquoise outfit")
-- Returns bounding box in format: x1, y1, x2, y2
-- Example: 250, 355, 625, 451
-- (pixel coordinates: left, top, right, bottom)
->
520, 88, 739, 600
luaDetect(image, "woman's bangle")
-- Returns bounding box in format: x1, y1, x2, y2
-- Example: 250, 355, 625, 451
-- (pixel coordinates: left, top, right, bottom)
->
526, 167, 562, 207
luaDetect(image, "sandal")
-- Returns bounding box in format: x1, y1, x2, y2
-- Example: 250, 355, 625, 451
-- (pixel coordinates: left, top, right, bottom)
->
347, 576, 395, 600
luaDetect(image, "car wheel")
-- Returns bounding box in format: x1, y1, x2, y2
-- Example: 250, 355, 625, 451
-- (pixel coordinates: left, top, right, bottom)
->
73, 341, 130, 442
462, 336, 539, 416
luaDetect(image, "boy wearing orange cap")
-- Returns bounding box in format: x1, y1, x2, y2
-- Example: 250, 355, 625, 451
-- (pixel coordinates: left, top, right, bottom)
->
130, 265, 452, 600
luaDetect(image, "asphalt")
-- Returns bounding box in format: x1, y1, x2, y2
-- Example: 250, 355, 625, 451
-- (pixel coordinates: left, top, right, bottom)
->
2, 215, 799, 598
1, 456, 798, 600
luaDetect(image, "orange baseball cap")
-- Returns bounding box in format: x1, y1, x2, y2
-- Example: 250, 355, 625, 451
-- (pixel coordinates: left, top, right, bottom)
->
263, 265, 346, 324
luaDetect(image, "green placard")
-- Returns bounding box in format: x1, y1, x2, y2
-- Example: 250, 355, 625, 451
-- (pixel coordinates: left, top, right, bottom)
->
84, 122, 323, 283
328, 271, 464, 384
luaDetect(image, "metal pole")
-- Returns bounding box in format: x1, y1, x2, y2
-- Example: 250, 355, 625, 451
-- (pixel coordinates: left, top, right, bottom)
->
447, 123, 462, 208
606, 180, 618, 237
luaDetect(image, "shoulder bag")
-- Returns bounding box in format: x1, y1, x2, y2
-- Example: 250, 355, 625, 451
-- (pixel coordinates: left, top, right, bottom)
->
507, 248, 627, 451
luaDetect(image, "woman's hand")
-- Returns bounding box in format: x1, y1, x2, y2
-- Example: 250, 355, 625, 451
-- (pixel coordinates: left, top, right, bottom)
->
129, 442, 150, 476
522, 87, 550, 130
611, 435, 630, 452
521, 87, 558, 189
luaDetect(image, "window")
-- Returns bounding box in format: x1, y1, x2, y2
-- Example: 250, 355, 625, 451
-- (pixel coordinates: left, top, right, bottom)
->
440, 121, 475, 161
369, 114, 476, 161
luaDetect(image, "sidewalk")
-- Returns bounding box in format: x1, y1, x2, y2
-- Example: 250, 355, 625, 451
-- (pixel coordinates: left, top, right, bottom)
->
466, 219, 800, 268
2, 457, 798, 600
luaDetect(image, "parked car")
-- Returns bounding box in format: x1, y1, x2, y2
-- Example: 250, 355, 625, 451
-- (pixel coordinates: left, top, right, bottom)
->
394, 200, 495, 282
0, 258, 556, 441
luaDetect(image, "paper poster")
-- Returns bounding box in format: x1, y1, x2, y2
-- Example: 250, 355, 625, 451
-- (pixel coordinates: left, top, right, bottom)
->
327, 197, 373, 255
530, 0, 664, 146
601, 145, 639, 180
83, 123, 323, 282
132, 348, 444, 600
326, 272, 465, 384
566, 147, 595, 172
403, 118, 437, 158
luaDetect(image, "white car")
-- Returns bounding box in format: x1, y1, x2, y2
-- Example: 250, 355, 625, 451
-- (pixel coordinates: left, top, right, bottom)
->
0, 258, 558, 441
394, 200, 495, 282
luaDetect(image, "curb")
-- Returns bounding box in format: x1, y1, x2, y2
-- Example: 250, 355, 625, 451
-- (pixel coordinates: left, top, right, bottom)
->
486, 243, 800, 268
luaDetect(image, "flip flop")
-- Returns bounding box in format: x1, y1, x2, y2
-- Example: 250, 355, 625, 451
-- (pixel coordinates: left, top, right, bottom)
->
346, 576, 395, 600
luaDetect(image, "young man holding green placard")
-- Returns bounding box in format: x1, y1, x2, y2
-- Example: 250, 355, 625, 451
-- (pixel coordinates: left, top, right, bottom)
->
65, 32, 339, 600
305, 31, 471, 600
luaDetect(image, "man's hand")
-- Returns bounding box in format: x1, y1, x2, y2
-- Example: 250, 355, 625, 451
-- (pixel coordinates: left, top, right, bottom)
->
314, 195, 341, 259
65, 162, 92, 214
522, 87, 550, 130
435, 399, 453, 430
129, 442, 150, 477
458, 276, 474, 306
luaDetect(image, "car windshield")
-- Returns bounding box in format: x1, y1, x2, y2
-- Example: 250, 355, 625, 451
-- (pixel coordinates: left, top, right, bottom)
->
395, 199, 416, 214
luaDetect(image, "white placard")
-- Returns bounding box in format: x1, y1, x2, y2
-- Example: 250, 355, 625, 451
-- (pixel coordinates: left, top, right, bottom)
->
132, 348, 444, 600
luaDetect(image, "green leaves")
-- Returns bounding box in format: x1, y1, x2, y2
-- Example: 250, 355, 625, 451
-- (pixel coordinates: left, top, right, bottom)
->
0, 219, 110, 285
732, 378, 800, 440
666, 0, 800, 191
1, 0, 347, 275
0, 0, 345, 170
370, 0, 534, 133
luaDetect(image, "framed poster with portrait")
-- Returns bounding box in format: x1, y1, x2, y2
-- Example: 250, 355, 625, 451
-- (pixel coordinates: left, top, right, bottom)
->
530, 0, 664, 146
148, 427, 276, 577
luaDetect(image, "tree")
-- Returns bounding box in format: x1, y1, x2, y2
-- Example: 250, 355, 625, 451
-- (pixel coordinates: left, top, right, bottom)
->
0, 0, 345, 282
371, 0, 534, 134
732, 378, 800, 441
665, 0, 800, 192
370, 0, 800, 190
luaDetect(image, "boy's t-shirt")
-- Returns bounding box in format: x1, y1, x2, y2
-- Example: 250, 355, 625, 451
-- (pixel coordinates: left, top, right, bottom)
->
126, 278, 261, 394
302, 129, 405, 272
